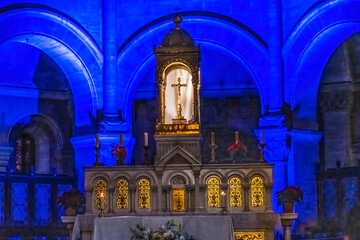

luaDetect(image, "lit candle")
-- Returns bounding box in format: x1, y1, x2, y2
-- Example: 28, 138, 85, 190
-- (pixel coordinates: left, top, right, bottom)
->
211, 132, 215, 145
100, 192, 105, 210
235, 131, 239, 144
221, 191, 226, 208
95, 133, 99, 147
260, 131, 264, 144
120, 134, 124, 146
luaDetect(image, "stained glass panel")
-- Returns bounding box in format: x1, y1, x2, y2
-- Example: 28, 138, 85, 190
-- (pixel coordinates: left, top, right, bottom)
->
230, 177, 241, 207
323, 179, 337, 219
11, 183, 28, 224
208, 177, 220, 207
0, 182, 4, 223
172, 189, 186, 212
235, 232, 265, 240
138, 179, 150, 209
95, 179, 108, 210
251, 177, 264, 207
116, 179, 129, 209
35, 184, 51, 225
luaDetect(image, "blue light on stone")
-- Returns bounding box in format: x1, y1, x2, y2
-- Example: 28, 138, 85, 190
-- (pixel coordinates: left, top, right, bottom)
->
35, 184, 51, 225
11, 183, 28, 224
0, 182, 4, 223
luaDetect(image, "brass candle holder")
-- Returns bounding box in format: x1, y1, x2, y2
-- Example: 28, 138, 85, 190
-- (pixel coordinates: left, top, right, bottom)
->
258, 143, 267, 163
93, 144, 104, 166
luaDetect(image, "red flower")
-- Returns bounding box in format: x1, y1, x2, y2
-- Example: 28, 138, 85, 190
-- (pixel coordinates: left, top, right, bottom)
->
111, 145, 127, 158
227, 141, 248, 153
276, 186, 303, 206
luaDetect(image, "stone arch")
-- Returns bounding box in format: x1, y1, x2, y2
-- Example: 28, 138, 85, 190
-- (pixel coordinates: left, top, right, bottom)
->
0, 5, 103, 128
247, 170, 270, 184
164, 172, 193, 185
200, 171, 225, 185
118, 14, 268, 131
225, 171, 246, 183
283, 0, 360, 126
8, 114, 67, 175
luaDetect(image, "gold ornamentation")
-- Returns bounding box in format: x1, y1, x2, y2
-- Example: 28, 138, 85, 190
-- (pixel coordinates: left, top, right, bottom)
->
155, 123, 200, 135
207, 177, 220, 207
116, 179, 129, 209
230, 177, 242, 207
235, 232, 265, 240
94, 179, 107, 210
138, 179, 151, 208
251, 177, 264, 207
172, 189, 186, 212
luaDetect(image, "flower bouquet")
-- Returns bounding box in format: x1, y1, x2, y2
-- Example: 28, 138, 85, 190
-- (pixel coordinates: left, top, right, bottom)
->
228, 141, 248, 163
111, 144, 127, 165
130, 219, 196, 240
276, 186, 303, 213
57, 188, 85, 216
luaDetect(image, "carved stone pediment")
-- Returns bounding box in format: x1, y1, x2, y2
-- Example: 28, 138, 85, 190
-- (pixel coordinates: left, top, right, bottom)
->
156, 145, 200, 166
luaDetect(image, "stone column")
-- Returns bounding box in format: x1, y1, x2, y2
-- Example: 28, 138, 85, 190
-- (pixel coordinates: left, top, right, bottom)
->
108, 186, 115, 214
268, 0, 283, 112
156, 171, 163, 212
280, 213, 298, 240
243, 183, 250, 211
193, 169, 201, 212
103, 0, 118, 119
85, 186, 93, 214
129, 185, 136, 214
163, 186, 171, 213
151, 186, 158, 213
265, 183, 273, 211
186, 186, 193, 212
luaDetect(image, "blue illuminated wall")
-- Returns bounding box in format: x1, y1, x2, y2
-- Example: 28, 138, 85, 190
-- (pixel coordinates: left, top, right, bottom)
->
0, 0, 360, 236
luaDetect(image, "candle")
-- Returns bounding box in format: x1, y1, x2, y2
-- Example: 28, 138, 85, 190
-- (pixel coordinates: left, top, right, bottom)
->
211, 132, 215, 145
100, 192, 105, 210
95, 133, 99, 147
221, 191, 226, 208
144, 132, 148, 146
235, 131, 239, 144
120, 134, 124, 146
260, 131, 264, 144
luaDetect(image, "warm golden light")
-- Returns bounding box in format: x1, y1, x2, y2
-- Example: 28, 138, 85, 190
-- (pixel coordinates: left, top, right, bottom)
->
100, 192, 104, 198
251, 177, 264, 207
116, 179, 129, 209
221, 191, 226, 196
138, 179, 151, 209
230, 177, 242, 207
235, 232, 264, 240
207, 177, 220, 207
94, 179, 107, 210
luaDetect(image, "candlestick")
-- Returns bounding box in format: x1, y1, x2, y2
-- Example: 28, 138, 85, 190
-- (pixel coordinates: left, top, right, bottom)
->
260, 131, 264, 144
235, 131, 239, 144
211, 132, 215, 145
220, 191, 225, 208
120, 134, 124, 146
95, 133, 99, 147
144, 132, 148, 147
209, 144, 218, 164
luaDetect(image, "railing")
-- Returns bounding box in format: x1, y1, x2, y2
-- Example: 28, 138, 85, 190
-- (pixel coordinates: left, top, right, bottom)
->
0, 173, 76, 239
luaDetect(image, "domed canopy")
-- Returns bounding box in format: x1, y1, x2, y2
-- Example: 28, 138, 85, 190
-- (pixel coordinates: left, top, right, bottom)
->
160, 14, 195, 47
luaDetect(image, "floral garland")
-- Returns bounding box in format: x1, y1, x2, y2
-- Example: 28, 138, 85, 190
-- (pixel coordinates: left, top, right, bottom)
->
130, 219, 196, 240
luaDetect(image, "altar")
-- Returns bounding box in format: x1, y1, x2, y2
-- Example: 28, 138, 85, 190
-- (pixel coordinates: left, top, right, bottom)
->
93, 215, 234, 240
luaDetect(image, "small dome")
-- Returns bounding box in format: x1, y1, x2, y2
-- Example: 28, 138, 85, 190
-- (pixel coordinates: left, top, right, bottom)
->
160, 14, 195, 47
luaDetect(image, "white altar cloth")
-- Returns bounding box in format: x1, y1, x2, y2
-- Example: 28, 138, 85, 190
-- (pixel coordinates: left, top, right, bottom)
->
93, 215, 235, 240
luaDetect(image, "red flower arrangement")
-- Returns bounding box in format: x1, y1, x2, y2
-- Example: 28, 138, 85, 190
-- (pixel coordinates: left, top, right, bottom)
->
57, 188, 85, 215
227, 141, 248, 153
276, 186, 303, 206
111, 144, 127, 159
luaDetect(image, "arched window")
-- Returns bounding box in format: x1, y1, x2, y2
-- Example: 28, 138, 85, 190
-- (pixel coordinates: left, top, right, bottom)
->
229, 177, 242, 207
138, 179, 150, 209
251, 177, 264, 207
94, 179, 107, 210
116, 179, 129, 209
171, 176, 186, 212
207, 177, 220, 207
15, 134, 35, 174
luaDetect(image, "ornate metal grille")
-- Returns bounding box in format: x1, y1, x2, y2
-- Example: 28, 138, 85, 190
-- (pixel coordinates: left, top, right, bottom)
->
116, 179, 129, 209
138, 179, 150, 208
230, 177, 242, 207
207, 177, 220, 207
94, 179, 107, 209
172, 189, 186, 212
235, 232, 264, 240
251, 177, 264, 207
